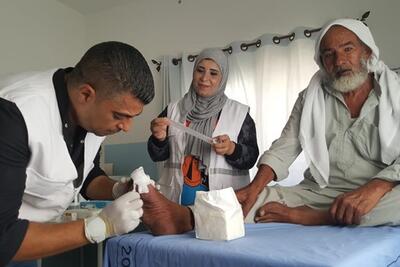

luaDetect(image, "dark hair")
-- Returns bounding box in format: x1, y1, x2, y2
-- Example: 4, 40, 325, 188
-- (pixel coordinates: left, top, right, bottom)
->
69, 41, 154, 104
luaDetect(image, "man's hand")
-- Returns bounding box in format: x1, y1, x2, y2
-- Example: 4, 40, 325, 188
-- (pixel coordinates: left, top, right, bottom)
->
213, 134, 235, 156
236, 164, 276, 217
112, 176, 133, 199
236, 184, 260, 217
329, 179, 396, 225
84, 191, 143, 243
150, 117, 170, 141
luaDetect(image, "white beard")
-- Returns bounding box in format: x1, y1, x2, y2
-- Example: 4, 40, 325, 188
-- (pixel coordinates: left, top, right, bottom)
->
325, 59, 369, 93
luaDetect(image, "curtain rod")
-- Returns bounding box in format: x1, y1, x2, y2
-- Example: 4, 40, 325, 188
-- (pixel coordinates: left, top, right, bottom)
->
151, 11, 370, 71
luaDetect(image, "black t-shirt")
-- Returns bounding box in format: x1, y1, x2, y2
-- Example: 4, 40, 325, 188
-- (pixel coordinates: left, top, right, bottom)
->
0, 69, 105, 266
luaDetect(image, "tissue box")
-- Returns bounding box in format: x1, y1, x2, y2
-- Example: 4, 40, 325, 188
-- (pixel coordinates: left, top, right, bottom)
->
194, 187, 245, 241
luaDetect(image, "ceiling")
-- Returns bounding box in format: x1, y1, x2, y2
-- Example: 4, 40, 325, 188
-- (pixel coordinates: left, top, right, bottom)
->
57, 0, 132, 15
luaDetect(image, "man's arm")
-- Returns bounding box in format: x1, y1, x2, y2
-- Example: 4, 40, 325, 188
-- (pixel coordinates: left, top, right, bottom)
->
236, 93, 305, 216
83, 174, 115, 200
236, 164, 276, 216
14, 221, 88, 261
80, 146, 136, 200
80, 148, 116, 200
15, 190, 143, 260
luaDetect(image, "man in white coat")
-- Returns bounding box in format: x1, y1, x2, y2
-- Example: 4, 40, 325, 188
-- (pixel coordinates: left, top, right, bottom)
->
0, 41, 154, 266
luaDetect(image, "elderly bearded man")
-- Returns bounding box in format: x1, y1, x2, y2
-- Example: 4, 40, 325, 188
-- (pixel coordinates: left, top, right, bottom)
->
138, 18, 400, 236
237, 18, 400, 227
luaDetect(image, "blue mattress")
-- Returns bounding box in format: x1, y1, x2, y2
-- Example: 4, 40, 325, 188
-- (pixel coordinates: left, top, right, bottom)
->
104, 223, 400, 267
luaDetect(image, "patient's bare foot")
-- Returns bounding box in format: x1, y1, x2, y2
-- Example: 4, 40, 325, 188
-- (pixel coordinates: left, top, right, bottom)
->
140, 185, 194, 235
255, 202, 335, 225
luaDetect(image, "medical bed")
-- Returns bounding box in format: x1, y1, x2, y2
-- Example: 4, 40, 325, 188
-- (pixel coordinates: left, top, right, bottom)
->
104, 223, 400, 267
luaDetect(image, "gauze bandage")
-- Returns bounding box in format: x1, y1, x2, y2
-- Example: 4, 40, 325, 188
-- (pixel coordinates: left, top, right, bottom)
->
130, 166, 155, 194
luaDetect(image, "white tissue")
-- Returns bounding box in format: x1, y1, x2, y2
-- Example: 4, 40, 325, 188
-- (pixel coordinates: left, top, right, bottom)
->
194, 187, 245, 241
130, 166, 154, 193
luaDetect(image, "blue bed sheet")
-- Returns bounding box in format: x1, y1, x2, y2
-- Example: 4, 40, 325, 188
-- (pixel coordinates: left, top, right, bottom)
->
104, 223, 400, 267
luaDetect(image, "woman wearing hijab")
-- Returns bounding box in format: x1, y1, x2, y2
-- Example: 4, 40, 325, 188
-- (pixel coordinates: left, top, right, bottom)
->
148, 48, 259, 205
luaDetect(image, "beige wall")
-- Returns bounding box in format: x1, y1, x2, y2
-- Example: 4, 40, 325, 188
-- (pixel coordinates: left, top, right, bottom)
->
2, 0, 399, 144
0, 0, 86, 75
84, 0, 400, 144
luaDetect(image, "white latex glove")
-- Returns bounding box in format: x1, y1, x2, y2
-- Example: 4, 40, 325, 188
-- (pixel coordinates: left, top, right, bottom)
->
112, 176, 131, 199
84, 191, 143, 243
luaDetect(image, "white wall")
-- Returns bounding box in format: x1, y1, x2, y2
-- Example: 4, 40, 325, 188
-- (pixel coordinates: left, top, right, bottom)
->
2, 0, 399, 145
84, 0, 400, 145
0, 0, 86, 75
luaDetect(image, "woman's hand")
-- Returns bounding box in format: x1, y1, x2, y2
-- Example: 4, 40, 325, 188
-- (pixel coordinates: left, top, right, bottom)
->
213, 134, 235, 155
150, 117, 170, 141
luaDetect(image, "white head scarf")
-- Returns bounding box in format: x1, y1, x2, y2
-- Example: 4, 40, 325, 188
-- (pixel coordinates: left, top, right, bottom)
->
314, 19, 380, 71
299, 18, 400, 187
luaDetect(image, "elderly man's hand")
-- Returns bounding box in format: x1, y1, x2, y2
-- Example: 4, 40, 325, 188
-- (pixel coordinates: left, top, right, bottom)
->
236, 184, 261, 217
236, 164, 276, 218
329, 178, 396, 225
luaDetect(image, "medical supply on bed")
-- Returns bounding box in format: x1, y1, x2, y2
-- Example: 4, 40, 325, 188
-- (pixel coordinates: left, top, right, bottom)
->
80, 200, 112, 209
169, 119, 214, 144
130, 166, 154, 193
194, 187, 244, 241
62, 209, 99, 222
61, 201, 112, 222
